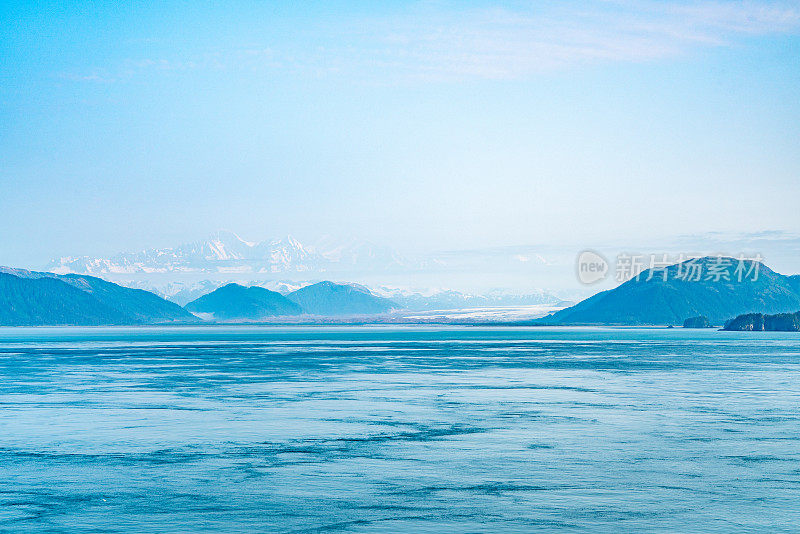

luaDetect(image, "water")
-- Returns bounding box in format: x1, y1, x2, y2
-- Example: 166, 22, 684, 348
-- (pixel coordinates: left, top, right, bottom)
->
0, 326, 799, 532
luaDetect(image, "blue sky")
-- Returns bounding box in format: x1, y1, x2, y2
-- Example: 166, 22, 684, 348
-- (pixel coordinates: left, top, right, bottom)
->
2, 0, 800, 267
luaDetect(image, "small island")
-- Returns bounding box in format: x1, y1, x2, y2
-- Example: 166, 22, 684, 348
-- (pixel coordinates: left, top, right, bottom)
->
723, 311, 800, 331
683, 316, 712, 328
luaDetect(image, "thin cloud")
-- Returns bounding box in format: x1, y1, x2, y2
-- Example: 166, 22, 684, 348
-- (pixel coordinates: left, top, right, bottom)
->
64, 1, 800, 83
351, 0, 800, 79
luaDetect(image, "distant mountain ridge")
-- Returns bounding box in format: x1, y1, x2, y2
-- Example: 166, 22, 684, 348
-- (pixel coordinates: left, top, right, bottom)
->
540, 257, 800, 326
0, 267, 197, 326
48, 231, 411, 275
118, 277, 563, 311
286, 281, 397, 316
185, 284, 302, 321
182, 281, 397, 320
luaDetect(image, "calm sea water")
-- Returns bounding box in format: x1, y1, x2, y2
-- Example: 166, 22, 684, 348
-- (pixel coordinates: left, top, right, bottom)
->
0, 326, 798, 533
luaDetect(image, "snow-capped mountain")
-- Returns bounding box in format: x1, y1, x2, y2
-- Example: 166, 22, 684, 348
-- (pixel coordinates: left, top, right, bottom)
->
45, 231, 573, 297
312, 235, 410, 270
48, 232, 407, 276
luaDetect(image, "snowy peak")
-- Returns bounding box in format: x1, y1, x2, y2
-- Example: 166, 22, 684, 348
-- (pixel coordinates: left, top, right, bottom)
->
47, 232, 408, 275
313, 235, 409, 270
203, 230, 255, 260
252, 235, 322, 272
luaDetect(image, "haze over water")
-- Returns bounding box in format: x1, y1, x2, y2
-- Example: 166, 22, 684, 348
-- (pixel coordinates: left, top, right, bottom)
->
0, 326, 798, 532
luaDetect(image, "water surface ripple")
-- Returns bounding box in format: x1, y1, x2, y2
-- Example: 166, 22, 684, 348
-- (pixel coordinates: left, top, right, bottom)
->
0, 326, 798, 532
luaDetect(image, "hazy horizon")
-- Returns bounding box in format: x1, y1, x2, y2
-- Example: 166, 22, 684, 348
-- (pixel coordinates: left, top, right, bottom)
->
4, 227, 795, 300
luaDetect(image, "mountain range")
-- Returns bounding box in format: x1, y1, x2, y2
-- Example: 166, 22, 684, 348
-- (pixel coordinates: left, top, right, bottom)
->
183, 281, 397, 321
540, 257, 800, 326
0, 268, 196, 325
145, 279, 562, 309
286, 282, 397, 316
185, 284, 302, 321
48, 232, 410, 275
8, 255, 800, 327
0, 267, 401, 325
44, 232, 568, 297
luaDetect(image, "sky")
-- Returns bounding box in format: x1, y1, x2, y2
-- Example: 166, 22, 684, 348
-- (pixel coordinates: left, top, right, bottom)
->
2, 0, 800, 269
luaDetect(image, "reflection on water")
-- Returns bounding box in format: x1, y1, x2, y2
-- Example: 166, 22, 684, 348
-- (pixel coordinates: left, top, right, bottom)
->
0, 326, 798, 532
